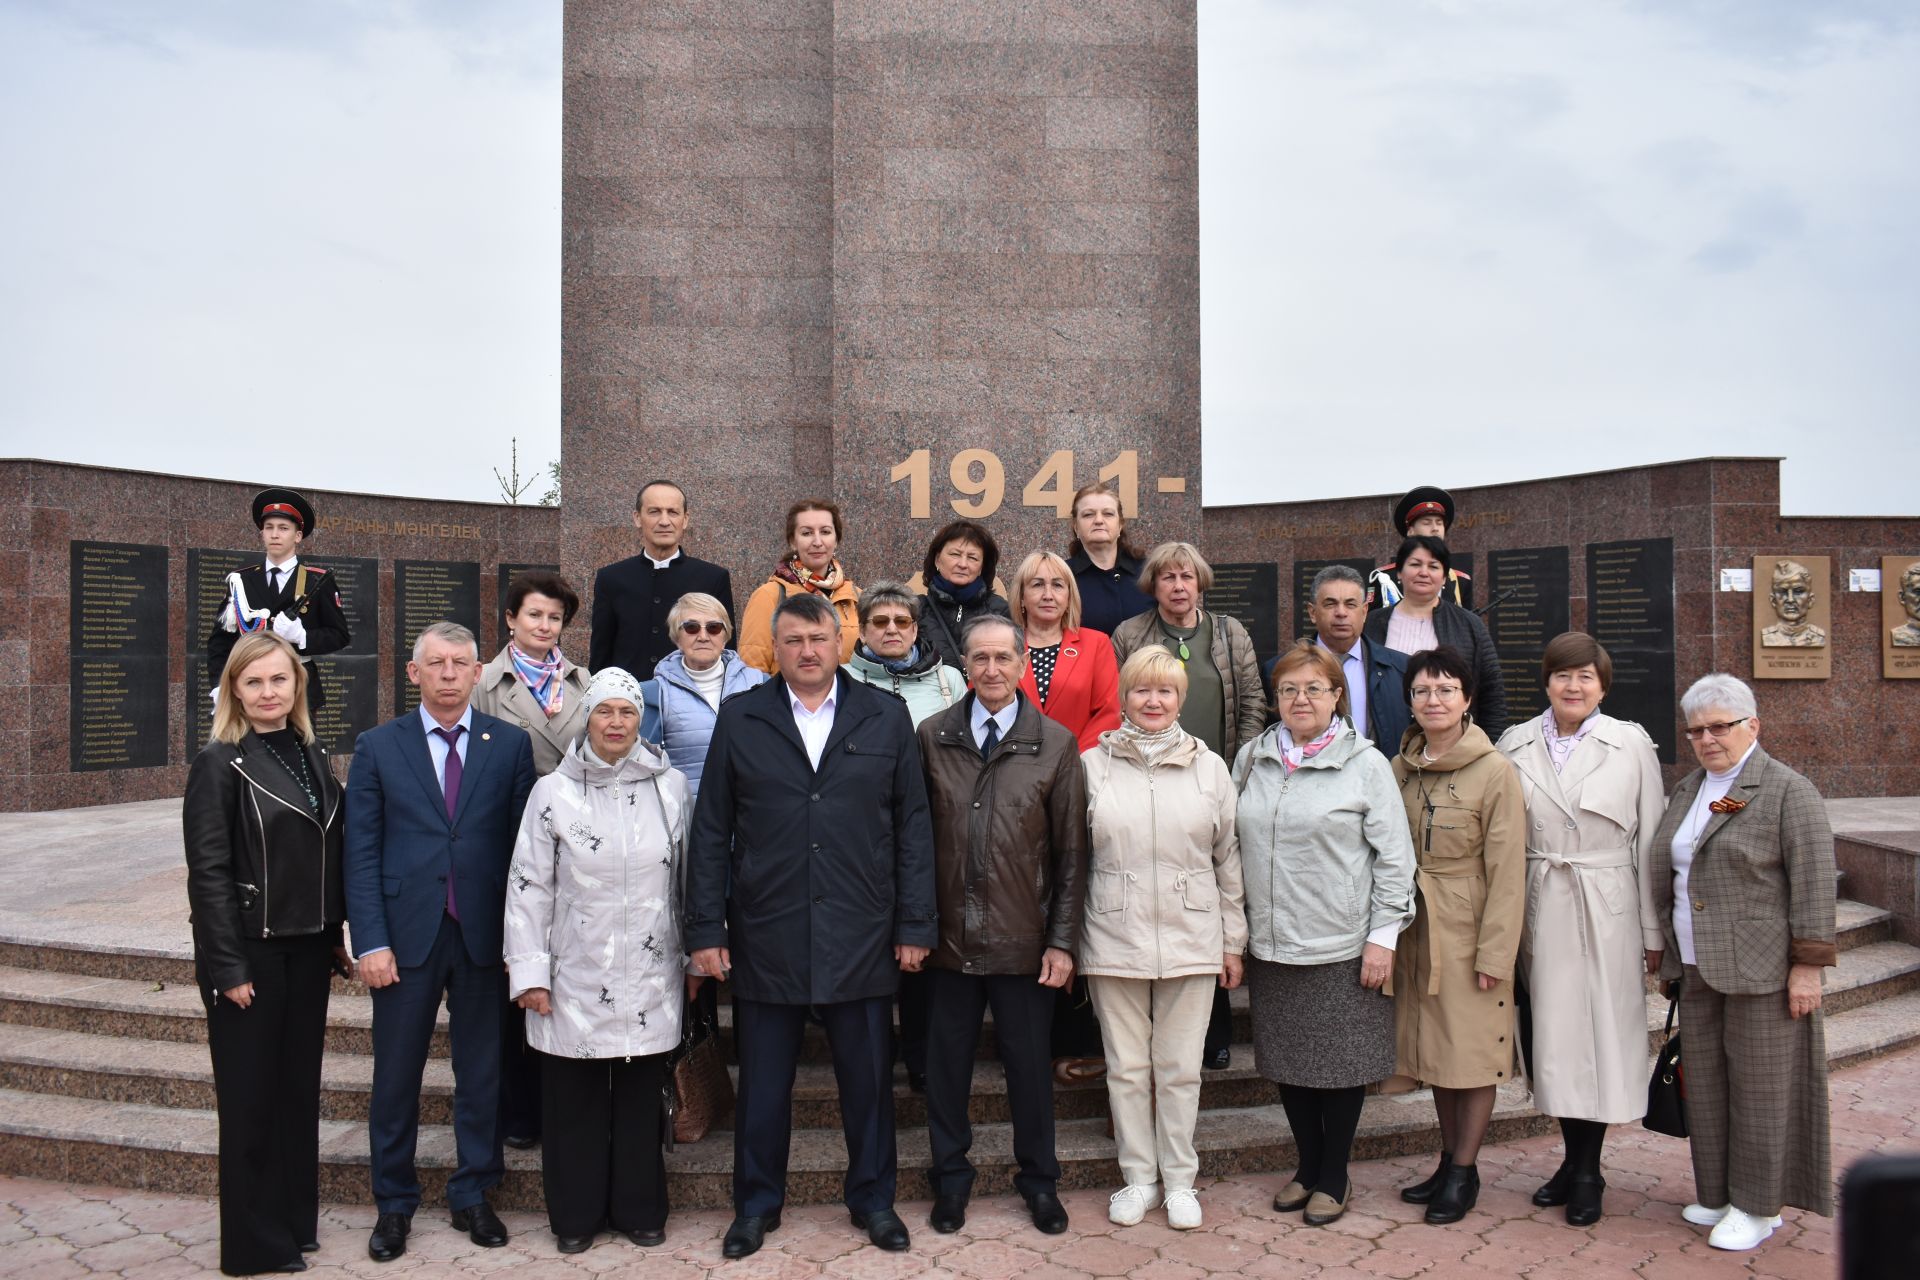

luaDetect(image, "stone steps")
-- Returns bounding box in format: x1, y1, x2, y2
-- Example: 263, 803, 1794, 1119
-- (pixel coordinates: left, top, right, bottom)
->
1641, 932, 1920, 1051
0, 1082, 1551, 1211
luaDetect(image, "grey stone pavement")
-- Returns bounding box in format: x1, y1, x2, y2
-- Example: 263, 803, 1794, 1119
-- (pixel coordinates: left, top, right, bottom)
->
3, 1038, 1916, 1277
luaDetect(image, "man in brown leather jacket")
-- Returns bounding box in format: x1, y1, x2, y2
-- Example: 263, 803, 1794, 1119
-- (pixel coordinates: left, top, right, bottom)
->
916, 614, 1090, 1238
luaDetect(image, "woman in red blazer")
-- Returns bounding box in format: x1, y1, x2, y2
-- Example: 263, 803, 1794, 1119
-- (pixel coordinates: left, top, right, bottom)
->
1008, 551, 1122, 752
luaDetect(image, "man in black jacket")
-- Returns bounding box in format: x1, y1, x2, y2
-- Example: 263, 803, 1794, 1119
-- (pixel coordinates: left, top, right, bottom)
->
686, 592, 938, 1260
588, 480, 733, 678
1307, 563, 1410, 756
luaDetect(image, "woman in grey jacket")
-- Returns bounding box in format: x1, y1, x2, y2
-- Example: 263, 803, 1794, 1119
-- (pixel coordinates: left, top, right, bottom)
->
1234, 641, 1416, 1226
504, 668, 695, 1254
842, 582, 968, 728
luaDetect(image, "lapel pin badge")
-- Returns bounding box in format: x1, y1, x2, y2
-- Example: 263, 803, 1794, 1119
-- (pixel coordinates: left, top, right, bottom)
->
1708, 797, 1746, 814
481, 732, 491, 741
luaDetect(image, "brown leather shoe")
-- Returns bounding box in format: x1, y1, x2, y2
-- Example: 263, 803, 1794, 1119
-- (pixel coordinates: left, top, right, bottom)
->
1053, 1056, 1107, 1085
1303, 1190, 1347, 1225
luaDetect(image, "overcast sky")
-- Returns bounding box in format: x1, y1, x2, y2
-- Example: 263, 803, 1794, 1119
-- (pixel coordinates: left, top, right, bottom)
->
2, 1, 1913, 516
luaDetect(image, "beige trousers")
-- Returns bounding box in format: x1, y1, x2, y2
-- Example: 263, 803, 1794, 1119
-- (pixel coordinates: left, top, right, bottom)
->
1087, 973, 1216, 1191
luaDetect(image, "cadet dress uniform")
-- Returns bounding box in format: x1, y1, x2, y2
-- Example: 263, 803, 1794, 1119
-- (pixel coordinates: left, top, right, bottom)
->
1368, 486, 1473, 610
207, 489, 352, 711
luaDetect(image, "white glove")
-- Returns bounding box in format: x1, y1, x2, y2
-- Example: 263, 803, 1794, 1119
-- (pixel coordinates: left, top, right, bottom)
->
271, 614, 308, 648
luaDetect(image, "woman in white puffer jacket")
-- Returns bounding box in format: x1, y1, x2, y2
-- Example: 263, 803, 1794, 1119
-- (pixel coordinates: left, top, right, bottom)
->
504, 668, 694, 1255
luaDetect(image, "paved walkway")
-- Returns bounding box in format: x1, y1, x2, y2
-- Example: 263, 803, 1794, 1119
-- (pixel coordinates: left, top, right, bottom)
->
3, 1042, 1915, 1278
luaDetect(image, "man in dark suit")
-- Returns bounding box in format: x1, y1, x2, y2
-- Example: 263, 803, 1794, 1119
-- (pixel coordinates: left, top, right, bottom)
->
589, 479, 734, 678
207, 488, 352, 710
686, 592, 938, 1260
344, 622, 536, 1262
1307, 563, 1409, 755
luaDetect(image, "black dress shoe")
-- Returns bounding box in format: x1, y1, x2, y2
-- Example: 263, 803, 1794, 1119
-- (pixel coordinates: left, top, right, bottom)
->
367, 1212, 411, 1262
907, 1068, 928, 1093
1204, 1045, 1232, 1070
1400, 1151, 1453, 1204
1531, 1161, 1573, 1207
850, 1208, 911, 1251
1424, 1164, 1481, 1225
626, 1227, 666, 1247
929, 1194, 967, 1233
267, 1260, 308, 1274
298, 1240, 319, 1254
451, 1200, 509, 1248
1565, 1174, 1606, 1226
556, 1234, 594, 1254
503, 1133, 540, 1150
1025, 1191, 1069, 1234
722, 1213, 780, 1259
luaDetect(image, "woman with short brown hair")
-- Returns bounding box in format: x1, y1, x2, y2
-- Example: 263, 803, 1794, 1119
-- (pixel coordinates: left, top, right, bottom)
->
1494, 632, 1665, 1225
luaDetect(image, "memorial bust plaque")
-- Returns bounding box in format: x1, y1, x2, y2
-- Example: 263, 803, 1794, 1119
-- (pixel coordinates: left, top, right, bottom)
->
1883, 554, 1920, 679
1752, 554, 1832, 680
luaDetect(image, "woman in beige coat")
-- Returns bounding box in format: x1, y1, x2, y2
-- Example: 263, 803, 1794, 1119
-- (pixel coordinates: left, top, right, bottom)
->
1081, 648, 1247, 1232
1391, 645, 1526, 1226
473, 572, 592, 777
1495, 633, 1664, 1226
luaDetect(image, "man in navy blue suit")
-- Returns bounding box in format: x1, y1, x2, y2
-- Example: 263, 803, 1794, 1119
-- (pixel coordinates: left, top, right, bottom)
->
345, 621, 536, 1262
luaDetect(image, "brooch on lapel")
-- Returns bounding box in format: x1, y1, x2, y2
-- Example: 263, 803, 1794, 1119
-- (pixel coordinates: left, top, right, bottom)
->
1708, 797, 1746, 814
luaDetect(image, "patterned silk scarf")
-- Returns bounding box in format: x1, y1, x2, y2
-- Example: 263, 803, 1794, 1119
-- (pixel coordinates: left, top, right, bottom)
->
773, 555, 846, 595
1540, 705, 1597, 774
1278, 715, 1344, 773
509, 643, 566, 717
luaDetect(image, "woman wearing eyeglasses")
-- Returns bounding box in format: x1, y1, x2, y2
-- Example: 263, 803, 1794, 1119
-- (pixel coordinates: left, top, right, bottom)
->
1648, 674, 1835, 1253
1389, 646, 1526, 1226
1235, 641, 1415, 1227
1494, 632, 1666, 1227
646, 592, 768, 799
844, 582, 968, 728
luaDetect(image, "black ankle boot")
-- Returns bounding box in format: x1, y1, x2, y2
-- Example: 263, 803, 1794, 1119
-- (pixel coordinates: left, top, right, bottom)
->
1399, 1151, 1453, 1204
1531, 1162, 1573, 1207
1423, 1164, 1480, 1224
1565, 1174, 1605, 1226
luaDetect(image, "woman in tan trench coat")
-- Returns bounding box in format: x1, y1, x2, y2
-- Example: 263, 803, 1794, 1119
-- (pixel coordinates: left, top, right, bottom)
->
1495, 633, 1665, 1226
1391, 646, 1526, 1225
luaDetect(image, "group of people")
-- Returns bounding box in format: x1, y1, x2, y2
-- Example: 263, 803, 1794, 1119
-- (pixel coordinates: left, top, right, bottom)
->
182, 481, 1838, 1274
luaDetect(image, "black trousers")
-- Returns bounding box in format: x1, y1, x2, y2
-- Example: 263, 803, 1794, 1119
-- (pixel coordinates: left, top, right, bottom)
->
204, 934, 332, 1276
499, 999, 542, 1142
537, 1050, 670, 1238
926, 968, 1059, 1200
734, 995, 896, 1217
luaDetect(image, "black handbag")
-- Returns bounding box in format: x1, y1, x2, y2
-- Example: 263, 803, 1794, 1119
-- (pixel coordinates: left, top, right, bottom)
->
1644, 987, 1688, 1138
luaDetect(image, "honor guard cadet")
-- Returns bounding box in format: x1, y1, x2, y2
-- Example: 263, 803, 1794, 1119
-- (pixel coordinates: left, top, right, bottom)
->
208, 488, 353, 710
1368, 485, 1472, 609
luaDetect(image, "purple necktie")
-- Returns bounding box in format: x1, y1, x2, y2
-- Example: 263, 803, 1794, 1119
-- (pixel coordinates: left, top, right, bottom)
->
435, 725, 464, 920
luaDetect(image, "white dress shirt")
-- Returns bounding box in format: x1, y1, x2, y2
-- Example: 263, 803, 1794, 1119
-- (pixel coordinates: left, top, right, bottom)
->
971, 696, 1019, 752
645, 548, 682, 571
1669, 740, 1758, 965
265, 554, 300, 594
790, 688, 836, 769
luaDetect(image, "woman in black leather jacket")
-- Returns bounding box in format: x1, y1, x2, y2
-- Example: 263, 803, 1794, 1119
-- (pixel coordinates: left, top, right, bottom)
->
183, 631, 350, 1276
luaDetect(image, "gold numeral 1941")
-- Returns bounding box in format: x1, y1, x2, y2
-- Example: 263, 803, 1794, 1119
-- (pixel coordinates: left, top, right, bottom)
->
890, 450, 1143, 519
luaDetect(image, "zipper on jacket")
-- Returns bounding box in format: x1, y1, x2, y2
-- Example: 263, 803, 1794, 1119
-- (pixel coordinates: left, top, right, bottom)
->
1148, 766, 1163, 977
618, 776, 632, 1059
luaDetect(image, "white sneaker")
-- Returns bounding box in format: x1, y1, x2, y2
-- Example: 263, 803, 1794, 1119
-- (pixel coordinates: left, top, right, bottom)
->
1108, 1184, 1161, 1226
1684, 1202, 1783, 1230
1708, 1206, 1780, 1252
1164, 1188, 1202, 1230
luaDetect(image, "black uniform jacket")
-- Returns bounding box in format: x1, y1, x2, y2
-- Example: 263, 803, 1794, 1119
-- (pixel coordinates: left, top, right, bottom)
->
684, 671, 938, 1005
589, 552, 734, 679
206, 562, 352, 709
182, 731, 346, 995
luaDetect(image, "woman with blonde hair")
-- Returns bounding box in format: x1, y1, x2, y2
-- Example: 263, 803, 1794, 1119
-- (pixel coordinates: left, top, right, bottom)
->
1110, 541, 1266, 768
1082, 647, 1246, 1230
1009, 550, 1121, 752
184, 632, 351, 1274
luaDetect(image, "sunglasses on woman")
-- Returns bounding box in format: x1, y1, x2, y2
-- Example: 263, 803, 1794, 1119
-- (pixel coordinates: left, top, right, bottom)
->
679, 620, 727, 637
